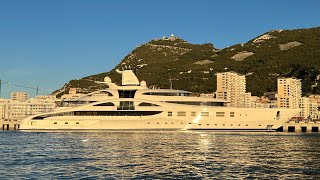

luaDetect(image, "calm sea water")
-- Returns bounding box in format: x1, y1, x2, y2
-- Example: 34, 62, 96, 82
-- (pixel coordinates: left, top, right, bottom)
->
0, 131, 320, 179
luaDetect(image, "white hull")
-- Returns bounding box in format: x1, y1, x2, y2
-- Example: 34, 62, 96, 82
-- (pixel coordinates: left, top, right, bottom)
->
19, 104, 299, 131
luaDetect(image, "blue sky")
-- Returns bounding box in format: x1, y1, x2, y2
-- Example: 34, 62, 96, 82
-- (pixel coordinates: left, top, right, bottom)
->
0, 0, 319, 98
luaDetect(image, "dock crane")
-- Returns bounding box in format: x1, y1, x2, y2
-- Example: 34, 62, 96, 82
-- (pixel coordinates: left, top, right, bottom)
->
0, 79, 43, 98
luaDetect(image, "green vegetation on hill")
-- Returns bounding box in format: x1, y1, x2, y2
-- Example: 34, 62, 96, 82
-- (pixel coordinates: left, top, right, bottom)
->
53, 27, 320, 97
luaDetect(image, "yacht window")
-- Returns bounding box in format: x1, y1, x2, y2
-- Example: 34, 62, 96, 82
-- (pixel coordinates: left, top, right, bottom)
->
117, 101, 134, 110
216, 112, 225, 117
118, 90, 136, 98
168, 111, 173, 116
143, 92, 190, 96
93, 102, 115, 106
139, 102, 159, 106
165, 101, 224, 106
74, 111, 162, 116
177, 112, 186, 116
191, 112, 196, 116
96, 91, 113, 96
33, 116, 45, 120
201, 112, 209, 116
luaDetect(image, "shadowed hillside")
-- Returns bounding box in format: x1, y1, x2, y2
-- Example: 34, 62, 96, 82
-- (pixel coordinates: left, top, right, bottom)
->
53, 27, 320, 97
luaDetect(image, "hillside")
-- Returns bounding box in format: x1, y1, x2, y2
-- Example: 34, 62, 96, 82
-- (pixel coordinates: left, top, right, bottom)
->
53, 27, 320, 97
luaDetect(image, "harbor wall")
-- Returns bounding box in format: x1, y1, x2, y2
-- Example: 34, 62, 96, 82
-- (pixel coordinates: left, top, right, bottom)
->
283, 121, 320, 132
0, 120, 22, 131
2, 120, 320, 132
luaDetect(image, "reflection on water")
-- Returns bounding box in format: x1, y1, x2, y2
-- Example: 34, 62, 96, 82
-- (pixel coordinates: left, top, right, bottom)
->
0, 131, 320, 179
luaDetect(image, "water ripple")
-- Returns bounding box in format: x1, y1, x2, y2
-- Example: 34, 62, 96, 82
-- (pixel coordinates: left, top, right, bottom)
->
0, 131, 320, 179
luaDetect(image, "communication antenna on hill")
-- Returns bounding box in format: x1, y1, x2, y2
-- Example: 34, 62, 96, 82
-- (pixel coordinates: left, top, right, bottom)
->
169, 74, 173, 89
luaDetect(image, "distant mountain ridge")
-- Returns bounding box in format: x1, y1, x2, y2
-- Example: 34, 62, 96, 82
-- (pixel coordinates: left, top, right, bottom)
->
53, 27, 320, 97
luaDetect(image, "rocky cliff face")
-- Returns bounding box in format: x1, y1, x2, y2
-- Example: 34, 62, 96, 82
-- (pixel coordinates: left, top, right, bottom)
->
53, 27, 320, 97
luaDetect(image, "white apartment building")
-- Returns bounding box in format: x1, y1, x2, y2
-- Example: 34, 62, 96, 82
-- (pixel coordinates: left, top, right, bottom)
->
309, 101, 318, 120
243, 92, 252, 108
299, 97, 310, 119
11, 92, 29, 102
0, 97, 56, 121
277, 77, 302, 109
0, 104, 4, 120
216, 72, 246, 107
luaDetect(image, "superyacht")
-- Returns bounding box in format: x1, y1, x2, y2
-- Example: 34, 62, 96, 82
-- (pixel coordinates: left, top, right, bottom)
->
19, 69, 300, 131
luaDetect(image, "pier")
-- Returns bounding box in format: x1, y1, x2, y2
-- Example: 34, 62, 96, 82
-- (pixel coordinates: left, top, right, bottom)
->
283, 121, 320, 132
0, 120, 21, 131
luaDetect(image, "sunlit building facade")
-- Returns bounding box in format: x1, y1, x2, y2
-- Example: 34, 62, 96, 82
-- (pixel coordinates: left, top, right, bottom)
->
277, 77, 302, 109
11, 92, 29, 102
0, 97, 56, 121
216, 72, 246, 107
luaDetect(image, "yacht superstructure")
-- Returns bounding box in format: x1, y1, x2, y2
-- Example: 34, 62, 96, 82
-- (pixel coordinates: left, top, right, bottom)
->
19, 70, 300, 131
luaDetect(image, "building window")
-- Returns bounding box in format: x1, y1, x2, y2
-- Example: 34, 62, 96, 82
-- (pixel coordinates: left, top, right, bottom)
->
216, 112, 225, 117
168, 111, 172, 116
201, 112, 209, 116
54, 122, 57, 124
191, 112, 196, 116
76, 122, 79, 124
65, 122, 68, 124
177, 112, 186, 116
230, 112, 235, 117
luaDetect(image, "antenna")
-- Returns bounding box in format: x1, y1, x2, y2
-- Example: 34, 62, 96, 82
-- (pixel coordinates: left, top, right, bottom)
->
36, 86, 39, 96
169, 74, 173, 89
0, 79, 9, 98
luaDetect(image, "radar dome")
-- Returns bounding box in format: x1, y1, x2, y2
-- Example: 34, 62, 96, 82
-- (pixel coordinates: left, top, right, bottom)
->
104, 77, 112, 83
140, 81, 147, 87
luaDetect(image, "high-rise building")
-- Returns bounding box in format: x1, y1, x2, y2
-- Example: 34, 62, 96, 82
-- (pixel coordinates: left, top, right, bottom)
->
11, 92, 29, 102
299, 97, 310, 118
277, 77, 302, 109
309, 101, 318, 120
0, 104, 4, 120
216, 72, 246, 107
